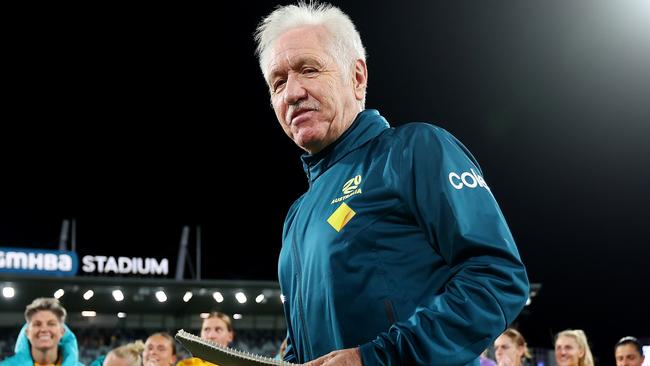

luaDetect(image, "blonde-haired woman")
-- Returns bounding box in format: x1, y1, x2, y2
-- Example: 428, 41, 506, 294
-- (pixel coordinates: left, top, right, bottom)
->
555, 329, 594, 366
99, 341, 145, 366
494, 328, 531, 366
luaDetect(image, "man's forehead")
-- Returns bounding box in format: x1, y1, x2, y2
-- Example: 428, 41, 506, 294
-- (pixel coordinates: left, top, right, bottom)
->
267, 26, 331, 70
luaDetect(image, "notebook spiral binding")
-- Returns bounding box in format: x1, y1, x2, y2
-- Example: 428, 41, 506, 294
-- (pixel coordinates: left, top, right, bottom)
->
175, 329, 298, 366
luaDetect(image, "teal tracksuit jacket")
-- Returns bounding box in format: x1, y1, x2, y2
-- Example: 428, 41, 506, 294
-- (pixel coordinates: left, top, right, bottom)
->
279, 109, 529, 366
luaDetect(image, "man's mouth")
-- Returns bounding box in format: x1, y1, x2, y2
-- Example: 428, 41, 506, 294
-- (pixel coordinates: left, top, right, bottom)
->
290, 108, 313, 126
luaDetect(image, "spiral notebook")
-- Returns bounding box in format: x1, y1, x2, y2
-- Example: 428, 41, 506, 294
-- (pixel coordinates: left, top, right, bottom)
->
175, 329, 298, 366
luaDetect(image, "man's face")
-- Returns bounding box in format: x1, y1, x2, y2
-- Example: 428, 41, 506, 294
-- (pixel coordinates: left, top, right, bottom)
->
201, 317, 233, 347
555, 336, 584, 366
494, 334, 523, 366
267, 25, 366, 154
615, 344, 645, 366
143, 334, 176, 366
26, 310, 65, 352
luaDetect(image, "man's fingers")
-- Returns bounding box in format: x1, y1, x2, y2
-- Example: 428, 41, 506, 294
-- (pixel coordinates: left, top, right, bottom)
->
304, 353, 332, 366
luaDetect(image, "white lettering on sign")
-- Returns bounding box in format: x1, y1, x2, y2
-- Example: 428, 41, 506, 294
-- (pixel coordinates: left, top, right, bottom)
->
0, 249, 76, 275
81, 255, 169, 276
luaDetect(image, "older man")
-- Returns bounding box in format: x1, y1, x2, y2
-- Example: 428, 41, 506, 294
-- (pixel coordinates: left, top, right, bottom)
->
255, 2, 529, 366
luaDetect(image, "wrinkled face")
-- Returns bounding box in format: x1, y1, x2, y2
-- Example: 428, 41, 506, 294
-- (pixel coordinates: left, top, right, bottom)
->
615, 344, 645, 366
555, 336, 585, 366
201, 317, 233, 347
26, 310, 65, 352
103, 353, 132, 366
143, 335, 176, 366
494, 334, 524, 366
267, 25, 365, 154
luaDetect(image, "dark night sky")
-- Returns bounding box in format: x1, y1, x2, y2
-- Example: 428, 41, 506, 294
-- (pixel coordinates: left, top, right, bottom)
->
2, 1, 649, 365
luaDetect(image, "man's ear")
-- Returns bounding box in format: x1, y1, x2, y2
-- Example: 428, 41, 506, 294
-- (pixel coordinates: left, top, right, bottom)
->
352, 59, 368, 101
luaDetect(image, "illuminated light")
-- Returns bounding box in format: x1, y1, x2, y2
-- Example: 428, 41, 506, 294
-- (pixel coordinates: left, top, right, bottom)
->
155, 290, 167, 302
183, 291, 193, 302
117, 312, 127, 318
255, 294, 265, 303
525, 297, 532, 306
83, 290, 94, 300
233, 314, 242, 320
280, 294, 285, 303
112, 290, 124, 302
200, 313, 210, 319
2, 287, 15, 298
213, 291, 224, 303
54, 289, 65, 299
235, 292, 247, 304
81, 311, 96, 317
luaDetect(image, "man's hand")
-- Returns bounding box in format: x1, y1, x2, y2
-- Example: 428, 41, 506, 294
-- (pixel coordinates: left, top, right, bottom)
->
304, 347, 362, 366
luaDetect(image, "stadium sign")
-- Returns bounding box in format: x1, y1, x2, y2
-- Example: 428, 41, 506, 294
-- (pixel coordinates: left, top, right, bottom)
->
81, 255, 168, 275
0, 247, 168, 276
0, 247, 78, 276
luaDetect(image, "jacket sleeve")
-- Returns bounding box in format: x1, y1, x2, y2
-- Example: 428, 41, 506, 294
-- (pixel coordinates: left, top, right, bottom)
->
359, 125, 529, 366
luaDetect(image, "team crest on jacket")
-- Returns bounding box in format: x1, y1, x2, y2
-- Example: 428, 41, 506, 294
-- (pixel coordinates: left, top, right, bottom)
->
331, 175, 363, 204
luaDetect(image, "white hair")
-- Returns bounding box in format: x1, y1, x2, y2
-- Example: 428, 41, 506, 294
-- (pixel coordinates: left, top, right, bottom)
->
254, 1, 367, 87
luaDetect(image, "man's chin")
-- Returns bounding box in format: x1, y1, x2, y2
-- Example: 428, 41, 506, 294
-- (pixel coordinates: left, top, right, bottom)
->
293, 127, 325, 151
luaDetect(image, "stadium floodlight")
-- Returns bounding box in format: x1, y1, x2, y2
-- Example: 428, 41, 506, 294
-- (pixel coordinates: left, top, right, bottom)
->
213, 291, 224, 303
83, 290, 94, 300
255, 294, 265, 303
525, 297, 532, 306
2, 286, 15, 298
112, 290, 125, 302
155, 290, 167, 302
233, 313, 242, 320
183, 291, 193, 302
200, 313, 210, 319
117, 312, 127, 318
81, 311, 96, 317
54, 289, 65, 299
235, 291, 247, 304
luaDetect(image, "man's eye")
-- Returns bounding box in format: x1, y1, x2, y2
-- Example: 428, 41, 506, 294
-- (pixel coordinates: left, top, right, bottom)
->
273, 79, 286, 92
303, 68, 317, 75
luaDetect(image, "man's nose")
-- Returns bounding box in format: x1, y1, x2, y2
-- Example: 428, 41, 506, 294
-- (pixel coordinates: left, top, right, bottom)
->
284, 74, 307, 105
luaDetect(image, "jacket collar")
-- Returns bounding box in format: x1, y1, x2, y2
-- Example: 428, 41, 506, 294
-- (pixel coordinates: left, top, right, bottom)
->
301, 109, 389, 183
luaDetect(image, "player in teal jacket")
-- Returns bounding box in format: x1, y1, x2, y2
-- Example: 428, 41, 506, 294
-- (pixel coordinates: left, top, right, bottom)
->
0, 324, 84, 366
255, 3, 529, 366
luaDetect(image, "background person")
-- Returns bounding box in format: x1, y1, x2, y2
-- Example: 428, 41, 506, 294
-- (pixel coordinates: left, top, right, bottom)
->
177, 312, 235, 366
143, 332, 177, 366
615, 336, 645, 366
494, 328, 531, 366
0, 297, 83, 366
555, 329, 594, 366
